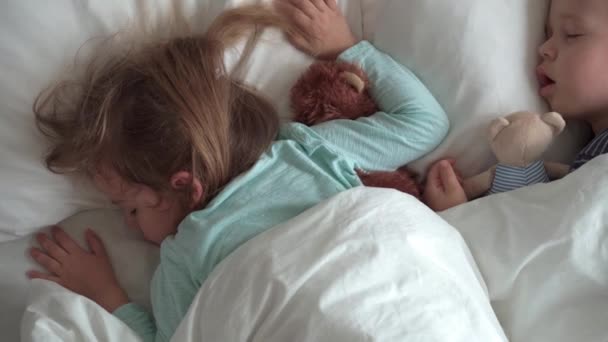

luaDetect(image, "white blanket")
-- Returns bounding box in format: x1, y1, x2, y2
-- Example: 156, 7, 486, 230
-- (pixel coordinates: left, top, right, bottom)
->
21, 188, 506, 342
440, 155, 608, 342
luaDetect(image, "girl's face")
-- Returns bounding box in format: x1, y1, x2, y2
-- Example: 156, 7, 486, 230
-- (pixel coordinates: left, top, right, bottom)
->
537, 0, 608, 119
93, 169, 188, 245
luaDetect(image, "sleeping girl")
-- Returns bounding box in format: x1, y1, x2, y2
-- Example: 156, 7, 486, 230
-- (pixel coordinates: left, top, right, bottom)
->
27, 1, 453, 340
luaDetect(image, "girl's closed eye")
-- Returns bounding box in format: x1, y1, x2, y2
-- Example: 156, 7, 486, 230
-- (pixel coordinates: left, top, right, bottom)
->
130, 208, 138, 216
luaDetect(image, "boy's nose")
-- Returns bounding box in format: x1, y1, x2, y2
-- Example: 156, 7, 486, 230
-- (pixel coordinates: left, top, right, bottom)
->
538, 40, 557, 60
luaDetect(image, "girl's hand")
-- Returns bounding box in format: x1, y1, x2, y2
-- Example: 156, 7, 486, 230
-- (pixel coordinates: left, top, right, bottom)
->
27, 227, 129, 312
423, 160, 468, 212
275, 0, 359, 59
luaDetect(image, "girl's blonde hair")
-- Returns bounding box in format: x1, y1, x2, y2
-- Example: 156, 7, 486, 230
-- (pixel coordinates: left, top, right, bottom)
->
34, 5, 290, 207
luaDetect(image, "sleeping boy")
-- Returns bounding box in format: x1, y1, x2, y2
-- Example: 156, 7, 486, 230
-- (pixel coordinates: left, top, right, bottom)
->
431, 0, 608, 210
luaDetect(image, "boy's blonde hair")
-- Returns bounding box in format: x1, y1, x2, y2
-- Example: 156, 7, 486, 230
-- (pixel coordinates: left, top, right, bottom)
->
34, 5, 289, 207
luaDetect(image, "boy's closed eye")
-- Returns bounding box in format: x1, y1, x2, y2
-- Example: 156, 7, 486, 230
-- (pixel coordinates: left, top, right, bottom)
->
562, 24, 585, 40
564, 31, 584, 39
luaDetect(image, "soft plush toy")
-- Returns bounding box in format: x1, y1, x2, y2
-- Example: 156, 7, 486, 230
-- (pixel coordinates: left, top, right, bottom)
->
356, 166, 422, 199
290, 60, 378, 125
290, 60, 422, 198
463, 111, 570, 199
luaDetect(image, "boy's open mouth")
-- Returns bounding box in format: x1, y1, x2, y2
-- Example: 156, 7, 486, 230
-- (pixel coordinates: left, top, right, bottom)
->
537, 67, 555, 96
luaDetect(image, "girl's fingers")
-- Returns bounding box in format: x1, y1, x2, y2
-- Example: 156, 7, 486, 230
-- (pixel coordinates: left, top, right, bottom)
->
286, 0, 317, 19
30, 248, 63, 276
324, 0, 338, 10
85, 229, 108, 257
51, 226, 83, 254
276, 1, 312, 28
27, 270, 62, 284
36, 233, 68, 261
285, 29, 313, 53
310, 0, 327, 11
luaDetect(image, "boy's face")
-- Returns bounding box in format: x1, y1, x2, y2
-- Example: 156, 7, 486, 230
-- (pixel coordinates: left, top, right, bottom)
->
538, 0, 608, 120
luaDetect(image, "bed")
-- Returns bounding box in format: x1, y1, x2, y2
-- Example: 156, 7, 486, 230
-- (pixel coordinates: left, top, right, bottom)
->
1, 0, 606, 341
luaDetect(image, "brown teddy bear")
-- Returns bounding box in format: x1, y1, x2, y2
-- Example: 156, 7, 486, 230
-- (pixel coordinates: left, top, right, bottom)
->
290, 60, 422, 199
290, 60, 378, 125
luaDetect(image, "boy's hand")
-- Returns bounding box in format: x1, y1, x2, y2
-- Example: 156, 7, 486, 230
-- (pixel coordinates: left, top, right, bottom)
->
28, 227, 129, 312
275, 0, 359, 59
423, 160, 468, 212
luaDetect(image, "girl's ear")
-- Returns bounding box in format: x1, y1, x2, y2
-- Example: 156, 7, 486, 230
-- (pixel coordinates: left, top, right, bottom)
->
170, 171, 204, 208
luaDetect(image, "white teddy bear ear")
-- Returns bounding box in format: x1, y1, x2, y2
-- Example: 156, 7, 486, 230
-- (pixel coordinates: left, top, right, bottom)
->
487, 117, 510, 141
542, 112, 566, 136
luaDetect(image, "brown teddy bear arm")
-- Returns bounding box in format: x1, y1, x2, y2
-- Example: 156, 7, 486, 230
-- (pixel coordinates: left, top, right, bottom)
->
356, 169, 422, 199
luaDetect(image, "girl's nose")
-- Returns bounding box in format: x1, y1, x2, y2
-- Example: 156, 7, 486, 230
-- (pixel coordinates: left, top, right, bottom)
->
125, 215, 139, 231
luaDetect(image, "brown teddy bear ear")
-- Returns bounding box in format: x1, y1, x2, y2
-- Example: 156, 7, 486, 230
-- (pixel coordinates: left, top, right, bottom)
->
340, 72, 365, 93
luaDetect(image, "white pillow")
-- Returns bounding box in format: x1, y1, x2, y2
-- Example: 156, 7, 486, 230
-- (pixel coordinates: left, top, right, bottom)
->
369, 0, 591, 177
0, 0, 364, 240
0, 209, 159, 342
